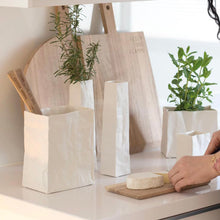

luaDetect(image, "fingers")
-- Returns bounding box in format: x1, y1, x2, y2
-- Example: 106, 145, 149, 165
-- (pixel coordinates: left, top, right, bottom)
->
205, 132, 220, 155
169, 168, 188, 192
170, 172, 184, 186
168, 164, 179, 179
168, 156, 190, 192
205, 137, 215, 155
175, 179, 188, 192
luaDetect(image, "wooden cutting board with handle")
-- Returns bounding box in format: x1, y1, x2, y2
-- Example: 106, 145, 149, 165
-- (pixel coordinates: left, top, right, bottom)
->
82, 3, 162, 154
105, 182, 209, 200
24, 4, 161, 154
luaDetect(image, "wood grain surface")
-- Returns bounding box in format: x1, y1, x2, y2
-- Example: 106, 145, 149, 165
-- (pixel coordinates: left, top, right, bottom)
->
24, 38, 69, 109
105, 182, 209, 200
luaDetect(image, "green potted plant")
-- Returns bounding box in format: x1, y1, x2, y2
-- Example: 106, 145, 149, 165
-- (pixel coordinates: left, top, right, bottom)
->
161, 46, 218, 158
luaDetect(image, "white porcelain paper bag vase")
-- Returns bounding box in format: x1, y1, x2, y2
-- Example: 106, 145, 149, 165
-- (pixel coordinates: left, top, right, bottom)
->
69, 79, 94, 109
22, 106, 95, 194
176, 131, 211, 160
161, 106, 217, 158
69, 79, 96, 168
101, 81, 130, 177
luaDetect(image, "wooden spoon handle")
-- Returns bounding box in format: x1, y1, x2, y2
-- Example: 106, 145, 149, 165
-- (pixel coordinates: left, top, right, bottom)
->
8, 69, 42, 115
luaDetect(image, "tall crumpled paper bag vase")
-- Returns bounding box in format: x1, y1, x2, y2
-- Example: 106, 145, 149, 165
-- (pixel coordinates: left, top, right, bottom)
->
22, 106, 95, 194
101, 81, 130, 177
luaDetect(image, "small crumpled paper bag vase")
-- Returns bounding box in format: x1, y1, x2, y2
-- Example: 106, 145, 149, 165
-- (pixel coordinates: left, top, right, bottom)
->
22, 105, 95, 194
161, 106, 217, 158
176, 131, 211, 160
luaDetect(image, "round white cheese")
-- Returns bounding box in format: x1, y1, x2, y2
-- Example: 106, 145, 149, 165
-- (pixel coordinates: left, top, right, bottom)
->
126, 172, 164, 189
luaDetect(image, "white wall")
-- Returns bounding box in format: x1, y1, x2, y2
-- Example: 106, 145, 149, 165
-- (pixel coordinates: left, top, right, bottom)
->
0, 7, 55, 166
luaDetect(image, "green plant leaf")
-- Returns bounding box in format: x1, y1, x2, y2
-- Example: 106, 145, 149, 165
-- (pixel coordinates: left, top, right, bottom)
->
172, 79, 178, 85
188, 51, 197, 56
205, 97, 212, 102
201, 52, 212, 67
192, 57, 202, 71
169, 53, 178, 67
186, 46, 190, 53
178, 47, 184, 59
187, 56, 195, 63
204, 82, 217, 86
183, 67, 190, 78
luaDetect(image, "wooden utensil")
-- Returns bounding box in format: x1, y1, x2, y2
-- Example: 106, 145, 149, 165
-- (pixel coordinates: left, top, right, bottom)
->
105, 182, 209, 200
81, 3, 162, 154
8, 69, 42, 115
24, 4, 161, 154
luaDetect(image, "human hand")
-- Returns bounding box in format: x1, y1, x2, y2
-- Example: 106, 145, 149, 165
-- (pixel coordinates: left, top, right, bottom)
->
168, 155, 218, 192
205, 130, 220, 155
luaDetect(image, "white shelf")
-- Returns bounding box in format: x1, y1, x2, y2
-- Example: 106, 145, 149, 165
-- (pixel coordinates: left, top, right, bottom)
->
0, 148, 220, 219
0, 0, 146, 8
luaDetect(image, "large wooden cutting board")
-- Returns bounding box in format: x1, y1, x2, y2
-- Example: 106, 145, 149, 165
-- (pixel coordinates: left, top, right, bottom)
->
24, 4, 161, 154
106, 182, 209, 200
81, 4, 161, 154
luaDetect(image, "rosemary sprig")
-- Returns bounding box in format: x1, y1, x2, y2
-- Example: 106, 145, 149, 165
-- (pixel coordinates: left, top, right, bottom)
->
50, 5, 100, 84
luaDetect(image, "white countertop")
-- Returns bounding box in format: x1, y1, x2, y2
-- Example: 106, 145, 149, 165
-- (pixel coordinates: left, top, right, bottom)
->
0, 148, 220, 220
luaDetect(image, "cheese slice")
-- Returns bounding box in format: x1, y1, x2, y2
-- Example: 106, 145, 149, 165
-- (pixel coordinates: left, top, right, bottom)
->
126, 172, 164, 190
154, 171, 170, 184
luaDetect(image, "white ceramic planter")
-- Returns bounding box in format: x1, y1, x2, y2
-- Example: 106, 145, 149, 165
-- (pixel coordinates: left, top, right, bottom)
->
69, 79, 94, 109
69, 79, 96, 168
161, 106, 217, 158
176, 131, 211, 160
100, 81, 130, 177
22, 106, 95, 194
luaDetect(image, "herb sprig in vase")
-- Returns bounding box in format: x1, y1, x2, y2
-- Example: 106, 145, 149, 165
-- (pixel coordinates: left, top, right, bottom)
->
50, 5, 100, 84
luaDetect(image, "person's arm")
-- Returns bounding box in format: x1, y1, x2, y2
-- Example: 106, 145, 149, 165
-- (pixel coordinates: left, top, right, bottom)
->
168, 152, 220, 192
